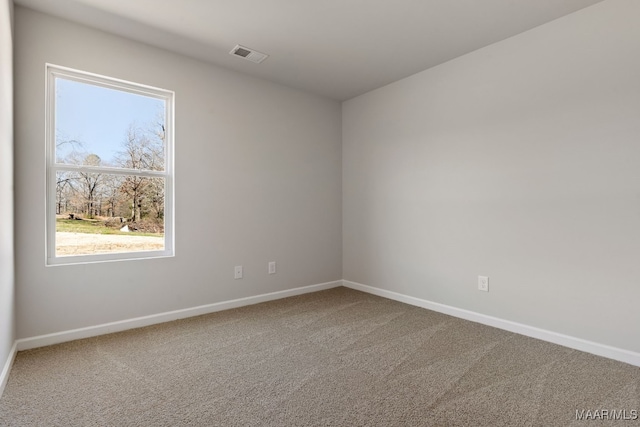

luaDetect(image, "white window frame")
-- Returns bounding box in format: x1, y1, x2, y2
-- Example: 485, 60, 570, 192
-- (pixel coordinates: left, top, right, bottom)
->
45, 64, 175, 266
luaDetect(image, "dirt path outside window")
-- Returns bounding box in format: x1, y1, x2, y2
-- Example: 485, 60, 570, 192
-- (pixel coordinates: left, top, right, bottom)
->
55, 232, 164, 256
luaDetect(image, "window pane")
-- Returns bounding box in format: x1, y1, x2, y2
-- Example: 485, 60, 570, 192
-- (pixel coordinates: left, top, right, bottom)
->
55, 172, 165, 256
47, 65, 173, 265
55, 78, 166, 171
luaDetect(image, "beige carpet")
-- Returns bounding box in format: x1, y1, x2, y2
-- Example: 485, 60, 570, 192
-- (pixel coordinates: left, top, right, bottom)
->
1, 287, 639, 426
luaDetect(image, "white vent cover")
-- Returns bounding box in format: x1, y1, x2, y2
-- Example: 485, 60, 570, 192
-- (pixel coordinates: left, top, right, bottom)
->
229, 45, 269, 64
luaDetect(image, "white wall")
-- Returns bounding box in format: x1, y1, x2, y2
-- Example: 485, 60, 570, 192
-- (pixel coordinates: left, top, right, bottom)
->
343, 0, 640, 353
14, 7, 342, 339
0, 0, 15, 389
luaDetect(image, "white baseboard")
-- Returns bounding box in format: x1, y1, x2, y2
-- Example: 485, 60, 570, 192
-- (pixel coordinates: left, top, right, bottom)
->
13, 278, 639, 373
0, 341, 17, 399
343, 280, 640, 368
16, 280, 342, 352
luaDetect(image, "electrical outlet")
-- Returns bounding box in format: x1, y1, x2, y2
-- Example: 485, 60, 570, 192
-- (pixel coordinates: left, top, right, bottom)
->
268, 261, 276, 275
234, 265, 243, 279
478, 276, 489, 292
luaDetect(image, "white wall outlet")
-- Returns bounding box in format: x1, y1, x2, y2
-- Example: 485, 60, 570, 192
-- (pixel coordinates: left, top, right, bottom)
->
478, 276, 489, 292
234, 265, 243, 279
268, 261, 276, 275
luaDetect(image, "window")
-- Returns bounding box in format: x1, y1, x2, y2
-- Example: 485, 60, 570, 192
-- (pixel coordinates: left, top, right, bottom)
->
46, 65, 174, 265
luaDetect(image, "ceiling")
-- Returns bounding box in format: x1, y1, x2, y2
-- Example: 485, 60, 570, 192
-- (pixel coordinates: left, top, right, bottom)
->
14, 0, 604, 101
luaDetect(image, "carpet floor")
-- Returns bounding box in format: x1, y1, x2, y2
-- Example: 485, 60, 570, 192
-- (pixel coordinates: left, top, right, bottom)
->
1, 287, 639, 426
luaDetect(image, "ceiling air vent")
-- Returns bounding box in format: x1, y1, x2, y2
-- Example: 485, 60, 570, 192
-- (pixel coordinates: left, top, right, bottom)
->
229, 45, 269, 64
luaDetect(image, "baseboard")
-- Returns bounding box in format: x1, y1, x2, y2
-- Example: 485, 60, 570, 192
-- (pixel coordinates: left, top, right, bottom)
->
14, 278, 639, 370
343, 280, 640, 368
16, 280, 342, 351
0, 341, 17, 399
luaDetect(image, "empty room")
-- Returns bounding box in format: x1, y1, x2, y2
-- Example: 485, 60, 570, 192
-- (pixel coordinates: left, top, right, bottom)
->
1, 0, 639, 425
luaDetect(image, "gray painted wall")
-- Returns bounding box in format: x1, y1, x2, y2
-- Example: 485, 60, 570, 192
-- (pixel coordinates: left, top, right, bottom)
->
14, 7, 342, 339
0, 0, 15, 378
343, 0, 640, 353
11, 0, 639, 359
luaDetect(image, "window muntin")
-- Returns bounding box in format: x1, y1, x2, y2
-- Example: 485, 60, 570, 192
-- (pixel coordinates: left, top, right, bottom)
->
46, 65, 174, 265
